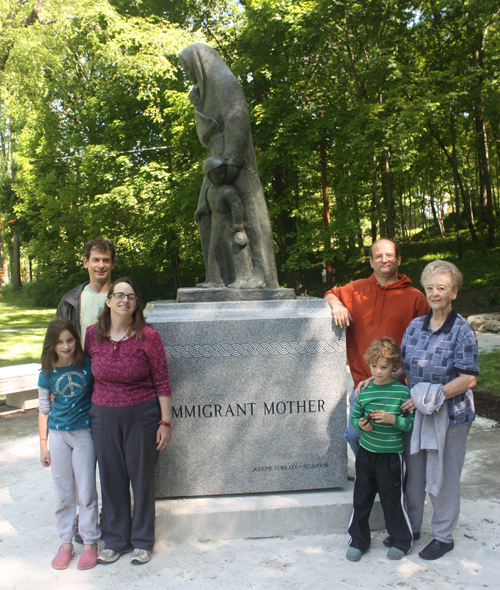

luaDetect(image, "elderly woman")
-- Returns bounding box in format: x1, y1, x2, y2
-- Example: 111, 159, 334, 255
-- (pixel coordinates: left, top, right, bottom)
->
85, 277, 172, 566
400, 260, 478, 560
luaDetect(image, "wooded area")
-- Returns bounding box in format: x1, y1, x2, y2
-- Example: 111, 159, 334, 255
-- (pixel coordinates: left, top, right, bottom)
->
0, 0, 499, 304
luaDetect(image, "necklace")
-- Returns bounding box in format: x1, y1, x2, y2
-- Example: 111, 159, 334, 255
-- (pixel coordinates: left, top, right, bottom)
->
109, 333, 128, 353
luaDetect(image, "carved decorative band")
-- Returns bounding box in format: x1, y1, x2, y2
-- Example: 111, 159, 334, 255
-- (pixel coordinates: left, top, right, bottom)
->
164, 340, 345, 359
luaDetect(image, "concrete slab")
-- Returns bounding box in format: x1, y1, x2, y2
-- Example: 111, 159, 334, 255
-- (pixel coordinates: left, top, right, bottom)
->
155, 485, 384, 542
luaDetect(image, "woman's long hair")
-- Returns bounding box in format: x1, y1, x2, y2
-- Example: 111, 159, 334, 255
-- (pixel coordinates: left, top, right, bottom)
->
95, 277, 147, 343
40, 318, 86, 373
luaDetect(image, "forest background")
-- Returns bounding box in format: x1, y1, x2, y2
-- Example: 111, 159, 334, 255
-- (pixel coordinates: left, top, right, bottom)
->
1, 0, 500, 312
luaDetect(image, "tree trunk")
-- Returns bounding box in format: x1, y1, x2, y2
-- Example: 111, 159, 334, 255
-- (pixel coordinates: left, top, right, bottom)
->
368, 155, 385, 238
12, 234, 22, 291
271, 163, 303, 293
342, 28, 387, 245
428, 169, 439, 225
320, 132, 333, 290
421, 198, 429, 240
383, 150, 395, 238
398, 179, 408, 243
475, 112, 495, 246
427, 120, 464, 255
449, 112, 476, 242
0, 230, 5, 285
408, 185, 413, 239
350, 190, 366, 254
469, 22, 495, 245
495, 143, 500, 214
170, 253, 182, 289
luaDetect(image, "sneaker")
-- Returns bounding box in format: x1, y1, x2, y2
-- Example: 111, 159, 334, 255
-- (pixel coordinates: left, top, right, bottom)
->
97, 547, 132, 564
74, 515, 83, 544
346, 547, 363, 561
130, 549, 152, 565
52, 545, 74, 570
387, 547, 405, 560
383, 531, 420, 547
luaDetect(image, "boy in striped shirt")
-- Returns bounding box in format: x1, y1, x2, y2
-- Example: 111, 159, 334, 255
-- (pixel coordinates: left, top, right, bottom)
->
347, 337, 414, 562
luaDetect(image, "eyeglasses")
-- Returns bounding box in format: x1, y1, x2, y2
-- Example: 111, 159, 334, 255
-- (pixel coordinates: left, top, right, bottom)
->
373, 254, 397, 261
110, 292, 137, 301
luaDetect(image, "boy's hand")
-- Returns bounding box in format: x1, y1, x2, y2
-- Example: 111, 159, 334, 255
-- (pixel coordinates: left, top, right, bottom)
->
40, 449, 51, 467
358, 417, 373, 431
370, 410, 396, 425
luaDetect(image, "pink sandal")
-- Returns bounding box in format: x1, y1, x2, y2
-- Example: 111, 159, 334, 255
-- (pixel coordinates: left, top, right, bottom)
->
52, 545, 74, 569
77, 547, 99, 570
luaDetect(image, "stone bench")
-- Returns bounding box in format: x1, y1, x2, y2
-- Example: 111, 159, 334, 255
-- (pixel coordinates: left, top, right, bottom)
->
0, 363, 40, 410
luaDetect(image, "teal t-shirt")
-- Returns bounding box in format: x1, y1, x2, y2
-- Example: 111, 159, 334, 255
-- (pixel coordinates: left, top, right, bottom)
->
37, 357, 93, 431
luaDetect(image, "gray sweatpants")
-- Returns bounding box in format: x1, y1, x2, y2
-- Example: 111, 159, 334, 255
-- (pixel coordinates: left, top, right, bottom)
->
49, 428, 100, 545
405, 423, 470, 543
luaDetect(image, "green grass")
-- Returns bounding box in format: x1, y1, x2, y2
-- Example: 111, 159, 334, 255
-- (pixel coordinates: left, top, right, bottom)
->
0, 284, 55, 368
0, 331, 45, 367
0, 308, 56, 330
476, 349, 500, 395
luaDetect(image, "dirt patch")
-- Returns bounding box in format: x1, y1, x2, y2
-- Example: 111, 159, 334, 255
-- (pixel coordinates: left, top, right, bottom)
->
474, 391, 500, 424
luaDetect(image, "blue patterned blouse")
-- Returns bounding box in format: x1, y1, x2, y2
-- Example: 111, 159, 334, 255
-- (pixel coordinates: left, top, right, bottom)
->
401, 308, 479, 426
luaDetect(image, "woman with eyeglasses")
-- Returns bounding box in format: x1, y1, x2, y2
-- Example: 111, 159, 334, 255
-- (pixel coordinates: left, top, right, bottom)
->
84, 277, 172, 566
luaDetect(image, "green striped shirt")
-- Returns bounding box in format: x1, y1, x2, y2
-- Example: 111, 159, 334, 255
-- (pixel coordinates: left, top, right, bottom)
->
351, 380, 413, 453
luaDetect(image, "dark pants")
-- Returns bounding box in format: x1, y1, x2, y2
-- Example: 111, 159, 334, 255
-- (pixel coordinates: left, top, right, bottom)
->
348, 446, 413, 554
89, 398, 160, 552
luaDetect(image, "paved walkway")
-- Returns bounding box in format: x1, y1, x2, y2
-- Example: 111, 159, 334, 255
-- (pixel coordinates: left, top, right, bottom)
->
476, 332, 500, 352
1, 407, 499, 589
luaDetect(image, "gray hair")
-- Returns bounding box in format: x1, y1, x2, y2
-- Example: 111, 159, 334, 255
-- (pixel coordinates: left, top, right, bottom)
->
420, 260, 463, 291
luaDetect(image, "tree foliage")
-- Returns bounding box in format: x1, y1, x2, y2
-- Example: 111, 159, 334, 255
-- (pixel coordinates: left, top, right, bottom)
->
0, 0, 499, 301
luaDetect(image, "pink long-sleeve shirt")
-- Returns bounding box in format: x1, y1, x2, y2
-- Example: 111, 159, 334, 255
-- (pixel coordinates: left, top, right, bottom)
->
85, 324, 172, 407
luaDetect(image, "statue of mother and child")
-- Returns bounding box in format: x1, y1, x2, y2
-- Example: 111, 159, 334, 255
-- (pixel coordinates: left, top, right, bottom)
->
179, 43, 279, 291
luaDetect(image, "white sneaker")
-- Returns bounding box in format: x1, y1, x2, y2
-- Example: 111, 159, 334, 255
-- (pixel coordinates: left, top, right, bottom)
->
130, 548, 152, 565
97, 548, 132, 564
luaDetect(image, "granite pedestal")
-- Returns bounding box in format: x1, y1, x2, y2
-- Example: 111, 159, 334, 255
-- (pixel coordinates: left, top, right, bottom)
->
148, 298, 347, 498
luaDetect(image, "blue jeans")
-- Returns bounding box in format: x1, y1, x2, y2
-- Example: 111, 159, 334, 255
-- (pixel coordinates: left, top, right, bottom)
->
344, 389, 361, 456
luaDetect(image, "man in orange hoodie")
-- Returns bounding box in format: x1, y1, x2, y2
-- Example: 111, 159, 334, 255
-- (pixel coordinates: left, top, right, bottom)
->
324, 238, 429, 455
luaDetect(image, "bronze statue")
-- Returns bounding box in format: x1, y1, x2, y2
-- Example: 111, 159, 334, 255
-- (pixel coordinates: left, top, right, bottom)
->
179, 43, 279, 289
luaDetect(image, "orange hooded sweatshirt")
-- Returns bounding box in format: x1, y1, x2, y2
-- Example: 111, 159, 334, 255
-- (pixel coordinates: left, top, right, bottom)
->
324, 273, 429, 388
